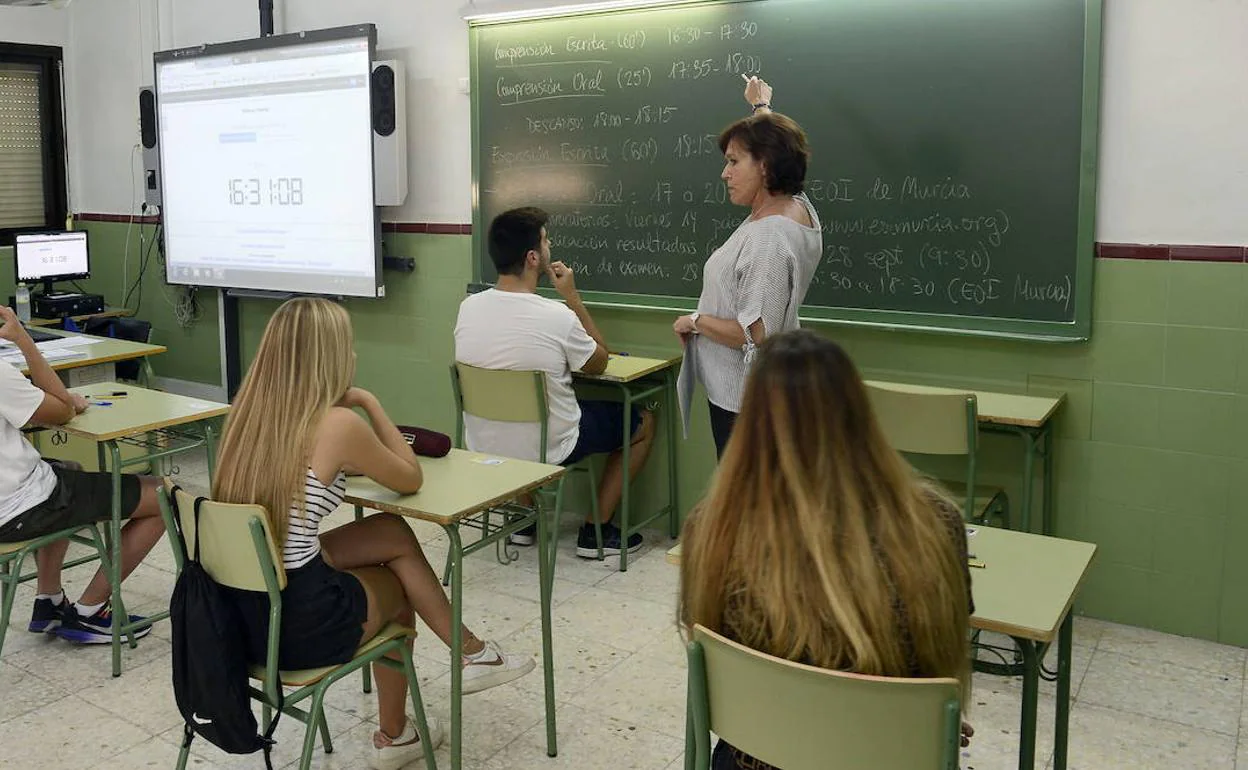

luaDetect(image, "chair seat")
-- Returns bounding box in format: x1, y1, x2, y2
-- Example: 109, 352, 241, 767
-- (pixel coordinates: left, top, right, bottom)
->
0, 540, 32, 557
939, 481, 1007, 521
249, 621, 417, 688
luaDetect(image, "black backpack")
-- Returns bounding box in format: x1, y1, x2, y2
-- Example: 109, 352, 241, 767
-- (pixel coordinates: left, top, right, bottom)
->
169, 490, 283, 767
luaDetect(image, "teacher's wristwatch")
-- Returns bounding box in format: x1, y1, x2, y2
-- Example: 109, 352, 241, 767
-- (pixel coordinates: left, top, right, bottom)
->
689, 312, 701, 334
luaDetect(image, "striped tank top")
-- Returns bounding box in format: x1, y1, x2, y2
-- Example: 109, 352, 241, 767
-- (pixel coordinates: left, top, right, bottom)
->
283, 467, 347, 570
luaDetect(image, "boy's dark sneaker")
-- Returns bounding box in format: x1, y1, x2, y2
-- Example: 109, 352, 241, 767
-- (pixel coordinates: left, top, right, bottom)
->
28, 597, 70, 633
56, 603, 151, 645
508, 523, 537, 546
575, 522, 642, 559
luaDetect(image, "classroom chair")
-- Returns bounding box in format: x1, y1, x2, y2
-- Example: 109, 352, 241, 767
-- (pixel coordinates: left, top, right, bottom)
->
684, 624, 962, 770
448, 362, 604, 577
865, 383, 1010, 528
0, 525, 109, 658
82, 316, 154, 383
159, 485, 437, 770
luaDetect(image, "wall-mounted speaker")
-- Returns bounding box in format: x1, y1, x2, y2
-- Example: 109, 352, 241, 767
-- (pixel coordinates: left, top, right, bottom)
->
138, 86, 161, 208
371, 60, 407, 206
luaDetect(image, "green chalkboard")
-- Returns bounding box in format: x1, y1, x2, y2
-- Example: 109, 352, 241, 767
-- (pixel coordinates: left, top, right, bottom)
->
470, 0, 1102, 340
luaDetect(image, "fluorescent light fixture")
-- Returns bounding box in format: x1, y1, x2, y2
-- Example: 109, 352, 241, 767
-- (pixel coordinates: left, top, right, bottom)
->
462, 0, 701, 23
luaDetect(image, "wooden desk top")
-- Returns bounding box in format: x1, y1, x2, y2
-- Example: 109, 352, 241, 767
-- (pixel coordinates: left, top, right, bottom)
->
967, 525, 1096, 643
59, 382, 229, 442
865, 379, 1064, 429
345, 449, 566, 526
10, 329, 166, 374
575, 354, 682, 384
667, 526, 1095, 644
27, 306, 134, 328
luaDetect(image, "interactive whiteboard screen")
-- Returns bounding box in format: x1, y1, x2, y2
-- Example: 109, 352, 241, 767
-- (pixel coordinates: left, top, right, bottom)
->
156, 25, 381, 297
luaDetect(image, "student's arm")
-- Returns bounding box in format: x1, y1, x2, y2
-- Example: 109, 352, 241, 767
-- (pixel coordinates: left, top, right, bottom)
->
320, 391, 423, 494
0, 306, 82, 425
548, 261, 609, 374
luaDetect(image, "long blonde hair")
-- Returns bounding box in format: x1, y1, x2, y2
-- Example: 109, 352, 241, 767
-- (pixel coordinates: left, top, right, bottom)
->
679, 330, 970, 694
212, 297, 355, 546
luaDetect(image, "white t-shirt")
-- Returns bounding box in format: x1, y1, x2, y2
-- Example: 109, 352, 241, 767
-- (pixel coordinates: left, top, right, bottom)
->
0, 362, 57, 527
454, 289, 598, 464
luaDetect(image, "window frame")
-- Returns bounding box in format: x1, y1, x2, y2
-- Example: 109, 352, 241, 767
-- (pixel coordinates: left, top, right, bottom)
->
0, 41, 68, 246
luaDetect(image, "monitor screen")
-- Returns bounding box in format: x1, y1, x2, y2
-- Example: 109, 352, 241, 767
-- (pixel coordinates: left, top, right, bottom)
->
15, 231, 90, 284
155, 26, 382, 298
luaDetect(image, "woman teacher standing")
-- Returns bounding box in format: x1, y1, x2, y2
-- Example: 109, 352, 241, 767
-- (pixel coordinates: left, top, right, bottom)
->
674, 76, 823, 457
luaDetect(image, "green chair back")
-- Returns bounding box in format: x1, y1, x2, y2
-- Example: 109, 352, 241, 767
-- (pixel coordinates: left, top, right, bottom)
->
451, 362, 549, 462
686, 624, 961, 770
170, 485, 287, 592
865, 383, 981, 521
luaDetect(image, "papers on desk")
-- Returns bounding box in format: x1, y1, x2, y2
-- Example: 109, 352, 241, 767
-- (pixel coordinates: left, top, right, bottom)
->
0, 335, 100, 365
675, 338, 698, 438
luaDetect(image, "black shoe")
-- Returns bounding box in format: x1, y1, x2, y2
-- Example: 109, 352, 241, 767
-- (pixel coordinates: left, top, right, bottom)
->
576, 522, 643, 559
56, 602, 151, 645
508, 524, 537, 546
28, 596, 70, 633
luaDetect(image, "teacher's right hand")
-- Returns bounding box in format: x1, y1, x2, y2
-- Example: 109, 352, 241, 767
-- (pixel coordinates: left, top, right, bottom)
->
743, 75, 772, 108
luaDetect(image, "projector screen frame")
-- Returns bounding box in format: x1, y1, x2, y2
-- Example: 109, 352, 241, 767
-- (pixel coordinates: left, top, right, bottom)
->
153, 24, 384, 299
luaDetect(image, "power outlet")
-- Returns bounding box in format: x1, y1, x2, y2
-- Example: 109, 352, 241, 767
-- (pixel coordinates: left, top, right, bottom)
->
457, 77, 470, 94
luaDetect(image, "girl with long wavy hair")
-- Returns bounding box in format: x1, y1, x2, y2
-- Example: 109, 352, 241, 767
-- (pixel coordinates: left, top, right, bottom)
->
213, 298, 533, 770
679, 330, 974, 769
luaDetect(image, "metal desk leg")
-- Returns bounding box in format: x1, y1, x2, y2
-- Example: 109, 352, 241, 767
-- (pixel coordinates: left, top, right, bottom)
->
618, 384, 633, 572
204, 421, 219, 480
667, 368, 680, 539
536, 496, 558, 756
445, 525, 465, 770
1053, 613, 1073, 770
354, 505, 372, 695
105, 440, 135, 677
1018, 430, 1037, 533
1016, 638, 1040, 769
1041, 423, 1056, 536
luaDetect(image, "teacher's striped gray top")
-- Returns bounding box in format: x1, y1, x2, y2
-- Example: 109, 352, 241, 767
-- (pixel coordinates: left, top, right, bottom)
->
283, 468, 347, 570
681, 192, 823, 415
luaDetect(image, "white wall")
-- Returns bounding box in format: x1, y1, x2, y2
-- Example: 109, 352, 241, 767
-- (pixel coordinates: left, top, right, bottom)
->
0, 5, 69, 47
50, 0, 1248, 245
1096, 0, 1248, 245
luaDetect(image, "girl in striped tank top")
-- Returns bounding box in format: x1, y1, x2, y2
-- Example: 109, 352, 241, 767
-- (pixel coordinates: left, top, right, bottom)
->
214, 298, 534, 770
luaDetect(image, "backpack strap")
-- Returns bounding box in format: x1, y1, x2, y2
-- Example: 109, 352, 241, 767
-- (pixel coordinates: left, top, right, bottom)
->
191, 496, 207, 564
167, 484, 191, 566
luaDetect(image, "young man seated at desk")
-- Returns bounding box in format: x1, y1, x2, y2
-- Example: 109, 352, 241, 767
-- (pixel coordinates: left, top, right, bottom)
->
454, 207, 656, 558
0, 306, 165, 644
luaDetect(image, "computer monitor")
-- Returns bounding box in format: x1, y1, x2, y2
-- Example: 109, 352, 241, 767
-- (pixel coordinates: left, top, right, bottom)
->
14, 231, 90, 296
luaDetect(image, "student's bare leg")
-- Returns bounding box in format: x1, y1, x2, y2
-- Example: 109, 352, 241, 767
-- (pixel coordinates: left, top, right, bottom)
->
592, 410, 655, 524
77, 477, 165, 606
321, 513, 486, 656
351, 566, 415, 739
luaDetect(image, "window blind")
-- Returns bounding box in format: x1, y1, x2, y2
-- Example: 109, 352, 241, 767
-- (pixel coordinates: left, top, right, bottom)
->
0, 63, 46, 229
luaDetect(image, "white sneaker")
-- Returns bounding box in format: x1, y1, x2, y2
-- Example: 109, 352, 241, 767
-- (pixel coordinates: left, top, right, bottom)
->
462, 640, 536, 694
370, 716, 444, 770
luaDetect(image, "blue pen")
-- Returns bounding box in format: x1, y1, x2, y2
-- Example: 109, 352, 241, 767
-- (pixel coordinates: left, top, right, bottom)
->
91, 400, 112, 407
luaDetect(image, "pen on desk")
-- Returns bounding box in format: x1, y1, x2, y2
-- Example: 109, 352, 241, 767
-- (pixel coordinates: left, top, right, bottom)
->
968, 559, 986, 569
92, 391, 127, 398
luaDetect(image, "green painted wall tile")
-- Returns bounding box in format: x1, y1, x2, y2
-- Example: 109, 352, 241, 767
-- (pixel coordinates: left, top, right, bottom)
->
1088, 443, 1172, 510
1075, 499, 1154, 569
1028, 376, 1091, 441
1076, 563, 1153, 625
1090, 383, 1161, 447
1157, 389, 1238, 457
1166, 261, 1245, 329
1163, 326, 1241, 392
1089, 322, 1166, 385
1148, 571, 1221, 640
1158, 453, 1233, 519
1218, 512, 1248, 646
1152, 515, 1225, 582
1093, 259, 1169, 324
